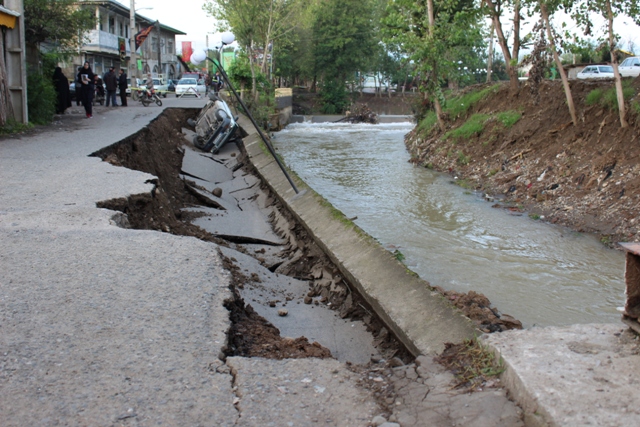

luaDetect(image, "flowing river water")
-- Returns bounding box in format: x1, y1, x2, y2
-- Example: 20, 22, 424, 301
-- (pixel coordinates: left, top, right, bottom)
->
273, 121, 626, 328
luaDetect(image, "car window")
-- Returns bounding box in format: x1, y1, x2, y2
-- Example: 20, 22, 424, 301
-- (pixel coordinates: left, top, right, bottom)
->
598, 66, 613, 73
582, 67, 592, 73
178, 78, 197, 85
634, 58, 640, 66
621, 59, 631, 67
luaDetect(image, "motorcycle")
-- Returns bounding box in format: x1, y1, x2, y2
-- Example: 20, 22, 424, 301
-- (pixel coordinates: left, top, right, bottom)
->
139, 88, 163, 107
190, 92, 239, 154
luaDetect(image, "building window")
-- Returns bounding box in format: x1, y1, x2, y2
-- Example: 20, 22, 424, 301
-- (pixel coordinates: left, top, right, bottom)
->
109, 17, 115, 34
167, 41, 173, 54
152, 37, 158, 52
161, 38, 166, 54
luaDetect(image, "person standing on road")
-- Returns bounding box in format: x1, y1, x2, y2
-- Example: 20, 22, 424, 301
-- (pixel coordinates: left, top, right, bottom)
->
78, 61, 95, 118
75, 66, 83, 106
118, 69, 128, 107
52, 67, 71, 114
104, 67, 118, 107
213, 71, 223, 93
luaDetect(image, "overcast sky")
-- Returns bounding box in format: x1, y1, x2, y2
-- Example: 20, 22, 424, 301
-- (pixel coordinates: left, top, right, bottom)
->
115, 1, 640, 56
114, 0, 221, 52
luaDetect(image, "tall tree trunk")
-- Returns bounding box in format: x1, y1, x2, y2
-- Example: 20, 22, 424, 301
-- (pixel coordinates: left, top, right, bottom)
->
483, 0, 519, 93
427, 0, 445, 131
606, 0, 628, 127
487, 23, 495, 82
248, 41, 258, 102
540, 2, 577, 126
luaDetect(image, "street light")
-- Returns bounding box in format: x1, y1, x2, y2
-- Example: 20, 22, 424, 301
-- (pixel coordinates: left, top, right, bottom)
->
129, 2, 153, 88
191, 37, 299, 194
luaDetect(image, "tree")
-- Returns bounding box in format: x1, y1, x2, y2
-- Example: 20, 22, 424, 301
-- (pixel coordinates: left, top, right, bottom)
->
383, 0, 485, 129
573, 0, 640, 128
536, 0, 578, 126
204, 0, 304, 100
24, 0, 95, 49
482, 0, 522, 93
312, 0, 378, 112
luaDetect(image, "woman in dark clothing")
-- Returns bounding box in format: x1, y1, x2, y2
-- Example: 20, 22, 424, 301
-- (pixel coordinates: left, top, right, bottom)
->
118, 69, 128, 106
75, 67, 83, 106
52, 67, 71, 114
77, 61, 95, 118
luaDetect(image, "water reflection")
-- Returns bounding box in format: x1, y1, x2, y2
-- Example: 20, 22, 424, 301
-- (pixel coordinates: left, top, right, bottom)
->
274, 122, 625, 327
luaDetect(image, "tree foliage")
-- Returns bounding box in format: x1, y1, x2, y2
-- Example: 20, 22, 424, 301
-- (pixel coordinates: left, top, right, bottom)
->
24, 0, 95, 49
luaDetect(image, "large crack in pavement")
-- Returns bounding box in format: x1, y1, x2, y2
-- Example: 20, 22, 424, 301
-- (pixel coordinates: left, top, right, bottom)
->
90, 107, 527, 426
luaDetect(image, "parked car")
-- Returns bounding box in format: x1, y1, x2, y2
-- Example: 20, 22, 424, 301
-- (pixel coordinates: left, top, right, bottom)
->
175, 77, 205, 97
126, 78, 142, 96
577, 65, 614, 79
141, 78, 169, 97
619, 56, 640, 77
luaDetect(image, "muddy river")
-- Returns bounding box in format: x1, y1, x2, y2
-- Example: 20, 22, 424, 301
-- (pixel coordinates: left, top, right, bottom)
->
273, 121, 626, 328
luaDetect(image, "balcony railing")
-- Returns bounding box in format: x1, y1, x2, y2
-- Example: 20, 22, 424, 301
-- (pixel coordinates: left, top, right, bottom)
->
84, 30, 178, 63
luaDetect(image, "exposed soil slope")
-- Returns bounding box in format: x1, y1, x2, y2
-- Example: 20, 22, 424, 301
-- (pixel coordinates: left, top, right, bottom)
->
406, 79, 640, 245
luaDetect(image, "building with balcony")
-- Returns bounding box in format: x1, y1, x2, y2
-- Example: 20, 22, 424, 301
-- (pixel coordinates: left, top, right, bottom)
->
66, 0, 184, 80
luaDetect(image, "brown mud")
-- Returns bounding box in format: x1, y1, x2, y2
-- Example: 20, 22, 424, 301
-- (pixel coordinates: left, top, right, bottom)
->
91, 108, 411, 363
406, 79, 640, 246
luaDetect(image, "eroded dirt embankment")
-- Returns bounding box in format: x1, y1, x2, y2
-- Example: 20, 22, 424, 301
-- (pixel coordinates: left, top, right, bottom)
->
406, 79, 640, 245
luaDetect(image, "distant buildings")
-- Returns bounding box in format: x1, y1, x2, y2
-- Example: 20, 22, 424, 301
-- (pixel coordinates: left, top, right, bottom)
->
66, 0, 184, 79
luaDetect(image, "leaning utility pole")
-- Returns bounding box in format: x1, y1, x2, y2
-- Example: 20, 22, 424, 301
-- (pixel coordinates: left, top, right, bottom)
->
129, 0, 137, 88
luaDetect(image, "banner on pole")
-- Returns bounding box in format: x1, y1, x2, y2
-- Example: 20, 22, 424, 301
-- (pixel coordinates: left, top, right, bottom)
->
135, 26, 155, 50
118, 37, 126, 62
182, 41, 193, 63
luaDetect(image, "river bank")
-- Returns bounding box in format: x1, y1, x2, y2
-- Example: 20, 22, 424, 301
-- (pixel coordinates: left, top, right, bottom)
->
404, 79, 640, 246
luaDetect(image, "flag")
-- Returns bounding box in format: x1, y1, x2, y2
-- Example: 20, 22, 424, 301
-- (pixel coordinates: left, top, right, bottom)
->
118, 37, 126, 62
135, 25, 155, 50
182, 41, 193, 63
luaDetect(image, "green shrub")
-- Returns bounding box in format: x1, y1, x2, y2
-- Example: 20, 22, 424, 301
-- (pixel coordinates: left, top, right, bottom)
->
444, 113, 489, 141
319, 78, 349, 114
496, 110, 522, 128
27, 65, 56, 125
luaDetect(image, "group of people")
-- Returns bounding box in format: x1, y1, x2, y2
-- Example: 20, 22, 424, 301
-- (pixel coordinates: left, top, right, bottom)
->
52, 62, 129, 119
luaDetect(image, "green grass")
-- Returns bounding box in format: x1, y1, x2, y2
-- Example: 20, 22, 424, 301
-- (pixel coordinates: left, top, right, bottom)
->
444, 84, 500, 118
529, 213, 541, 220
418, 111, 438, 133
393, 249, 405, 262
585, 88, 603, 106
496, 110, 522, 128
602, 81, 635, 110
445, 113, 489, 141
587, 81, 636, 110
457, 151, 471, 165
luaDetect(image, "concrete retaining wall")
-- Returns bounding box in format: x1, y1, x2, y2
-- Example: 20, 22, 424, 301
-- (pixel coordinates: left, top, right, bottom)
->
238, 116, 478, 356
